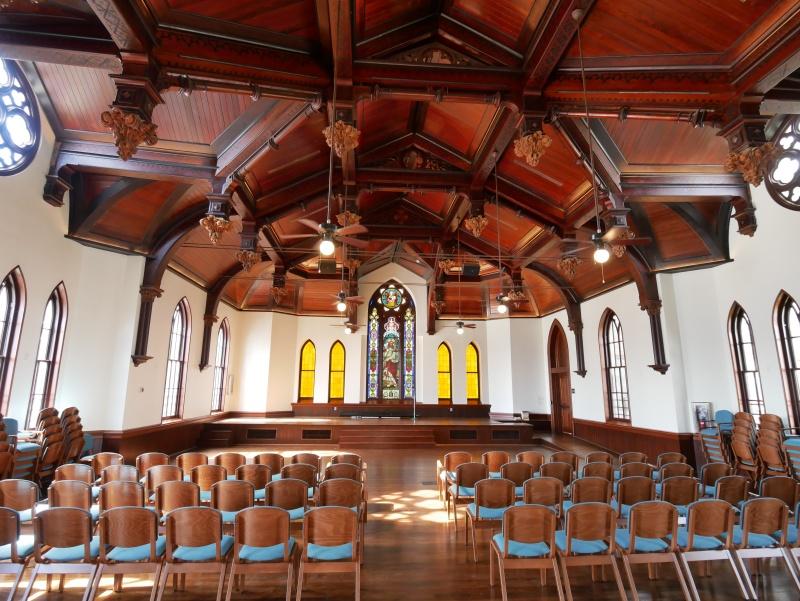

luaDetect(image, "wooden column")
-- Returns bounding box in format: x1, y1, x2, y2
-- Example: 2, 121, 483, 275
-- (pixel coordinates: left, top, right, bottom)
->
131, 285, 162, 366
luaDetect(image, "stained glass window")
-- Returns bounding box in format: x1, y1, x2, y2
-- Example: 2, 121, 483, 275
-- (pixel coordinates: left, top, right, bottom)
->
329, 340, 345, 403
729, 303, 765, 418
466, 343, 480, 404
776, 292, 800, 427
27, 283, 67, 428
0, 59, 40, 176
0, 267, 24, 415
437, 343, 452, 403
298, 340, 316, 402
766, 115, 800, 210
366, 281, 415, 401
211, 318, 229, 412
600, 310, 631, 421
162, 298, 190, 420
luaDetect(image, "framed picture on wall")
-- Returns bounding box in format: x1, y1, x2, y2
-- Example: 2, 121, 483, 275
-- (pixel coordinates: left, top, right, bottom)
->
693, 402, 713, 430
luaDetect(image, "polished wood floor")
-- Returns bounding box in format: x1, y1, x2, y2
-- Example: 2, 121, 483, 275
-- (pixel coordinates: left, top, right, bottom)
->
10, 444, 798, 600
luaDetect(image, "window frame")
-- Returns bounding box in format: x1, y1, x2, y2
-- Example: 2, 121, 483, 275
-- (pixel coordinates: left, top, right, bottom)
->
599, 309, 632, 423
466, 342, 481, 405
765, 114, 800, 211
328, 340, 346, 404
774, 291, 800, 428
26, 282, 67, 429
162, 298, 191, 421
437, 342, 452, 405
0, 59, 41, 177
728, 302, 766, 417
210, 318, 229, 413
298, 340, 316, 403
0, 267, 25, 415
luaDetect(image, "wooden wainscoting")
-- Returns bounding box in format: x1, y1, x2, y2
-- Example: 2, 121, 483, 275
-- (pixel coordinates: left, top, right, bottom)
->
572, 418, 697, 466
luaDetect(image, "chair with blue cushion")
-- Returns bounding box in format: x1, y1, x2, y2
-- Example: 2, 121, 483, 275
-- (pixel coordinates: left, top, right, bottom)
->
98, 481, 145, 512
555, 502, 627, 601
89, 506, 165, 601
731, 436, 760, 482
727, 497, 800, 599
615, 501, 690, 601
255, 453, 285, 483
675, 499, 751, 600
214, 453, 247, 480
614, 476, 655, 522
318, 478, 365, 558
655, 463, 694, 496
447, 462, 487, 534
21, 507, 98, 601
523, 477, 563, 519
176, 453, 208, 478
90, 453, 124, 483
0, 480, 38, 526
56, 463, 98, 499
265, 478, 308, 524
516, 451, 544, 474
100, 464, 139, 484
438, 451, 471, 504
614, 452, 648, 481
281, 464, 318, 504
482, 451, 510, 479
700, 462, 733, 497
136, 453, 169, 483
490, 504, 564, 601
211, 480, 254, 528
585, 451, 613, 466
500, 462, 533, 499
156, 506, 233, 601
33, 426, 66, 486
236, 464, 271, 503
226, 507, 297, 601
0, 507, 34, 601
715, 410, 735, 433
192, 464, 227, 503
296, 506, 360, 601
760, 476, 799, 516
330, 453, 364, 470
540, 462, 573, 497
48, 480, 99, 522
466, 478, 515, 563
715, 475, 749, 513
564, 477, 612, 514
654, 453, 687, 481
659, 476, 699, 518
290, 453, 321, 475
582, 462, 613, 481
324, 462, 363, 483
550, 452, 580, 474
155, 480, 200, 525
146, 465, 183, 504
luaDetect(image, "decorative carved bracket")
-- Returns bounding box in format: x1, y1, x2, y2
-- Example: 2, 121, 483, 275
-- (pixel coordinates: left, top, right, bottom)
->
131, 284, 162, 366
199, 313, 218, 371
731, 194, 758, 237
568, 316, 587, 378
42, 170, 73, 207
719, 105, 775, 187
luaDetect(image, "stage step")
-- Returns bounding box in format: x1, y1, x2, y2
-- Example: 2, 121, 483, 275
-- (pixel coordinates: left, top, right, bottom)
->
338, 427, 436, 448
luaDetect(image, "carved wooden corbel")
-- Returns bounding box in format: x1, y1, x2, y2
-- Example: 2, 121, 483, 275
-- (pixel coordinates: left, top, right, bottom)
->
719, 102, 775, 188
131, 284, 162, 366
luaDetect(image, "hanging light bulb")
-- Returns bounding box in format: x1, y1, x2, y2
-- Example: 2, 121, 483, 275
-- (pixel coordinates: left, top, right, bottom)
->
336, 291, 347, 313
344, 324, 353, 334
319, 232, 335, 257
496, 294, 509, 315
456, 321, 465, 335
593, 237, 610, 264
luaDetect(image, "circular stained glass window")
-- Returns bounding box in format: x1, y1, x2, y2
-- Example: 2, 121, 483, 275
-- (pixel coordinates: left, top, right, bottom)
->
0, 58, 40, 176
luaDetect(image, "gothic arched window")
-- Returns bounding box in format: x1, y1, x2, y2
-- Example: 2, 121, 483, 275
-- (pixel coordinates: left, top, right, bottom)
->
766, 115, 800, 210
0, 59, 40, 176
729, 303, 765, 417
366, 281, 415, 401
775, 292, 800, 426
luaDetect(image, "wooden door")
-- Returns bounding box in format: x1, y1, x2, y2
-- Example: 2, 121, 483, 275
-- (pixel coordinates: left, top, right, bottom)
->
548, 321, 573, 435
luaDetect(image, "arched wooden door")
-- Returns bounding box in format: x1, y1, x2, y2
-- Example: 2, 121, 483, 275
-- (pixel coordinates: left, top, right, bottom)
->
548, 321, 573, 435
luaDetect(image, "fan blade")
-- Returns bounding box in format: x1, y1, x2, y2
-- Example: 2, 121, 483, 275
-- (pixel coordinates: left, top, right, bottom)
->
337, 236, 370, 249
614, 237, 652, 246
466, 324, 477, 328
280, 234, 318, 240
297, 219, 322, 232
337, 223, 368, 236
345, 296, 365, 303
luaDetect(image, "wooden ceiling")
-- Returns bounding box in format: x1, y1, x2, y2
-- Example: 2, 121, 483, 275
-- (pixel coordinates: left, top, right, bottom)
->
4, 0, 799, 324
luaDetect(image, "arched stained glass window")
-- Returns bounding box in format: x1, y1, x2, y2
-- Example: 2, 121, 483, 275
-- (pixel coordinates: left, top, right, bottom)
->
600, 310, 631, 421
0, 267, 25, 414
775, 292, 800, 426
437, 343, 452, 404
211, 318, 229, 412
366, 281, 415, 400
162, 298, 190, 420
729, 303, 765, 417
328, 341, 345, 403
298, 340, 316, 403
466, 342, 480, 404
766, 115, 800, 210
0, 59, 40, 175
27, 283, 67, 428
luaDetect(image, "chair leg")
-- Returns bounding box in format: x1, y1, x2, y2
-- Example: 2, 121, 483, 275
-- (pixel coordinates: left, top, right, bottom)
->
149, 565, 162, 601
558, 557, 574, 601
621, 555, 639, 601
470, 520, 478, 563
498, 556, 508, 601
7, 566, 25, 601
729, 551, 756, 599
154, 564, 170, 601
59, 574, 65, 593
295, 563, 304, 601
489, 547, 495, 587
608, 556, 628, 601
355, 562, 361, 601
678, 556, 701, 601
87, 565, 103, 601
552, 558, 566, 601
19, 564, 39, 601
216, 563, 227, 601
781, 548, 800, 593
114, 573, 123, 593
285, 563, 294, 601
80, 567, 99, 601
671, 555, 693, 601
224, 565, 236, 601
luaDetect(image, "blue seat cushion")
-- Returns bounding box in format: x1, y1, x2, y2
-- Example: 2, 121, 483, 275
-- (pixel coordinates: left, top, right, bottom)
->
307, 542, 353, 561
183, 475, 191, 482
239, 538, 295, 562
287, 507, 305, 521
610, 501, 632, 519
200, 491, 212, 502
652, 470, 661, 481
563, 500, 573, 512
173, 535, 234, 562
16, 508, 32, 523
254, 489, 266, 501
723, 526, 778, 549
655, 483, 662, 496
493, 533, 549, 558
449, 484, 475, 498
489, 472, 502, 479
467, 503, 508, 520
15, 442, 39, 453
307, 487, 315, 499
514, 486, 524, 497
221, 510, 239, 524
107, 536, 166, 562
674, 527, 723, 550
785, 438, 800, 448
44, 536, 100, 562
554, 531, 608, 555
227, 475, 237, 480
271, 474, 282, 481
91, 486, 101, 499
615, 529, 669, 553
614, 470, 621, 480
675, 505, 689, 518
784, 524, 798, 545
90, 506, 100, 521
703, 485, 715, 497
0, 535, 34, 560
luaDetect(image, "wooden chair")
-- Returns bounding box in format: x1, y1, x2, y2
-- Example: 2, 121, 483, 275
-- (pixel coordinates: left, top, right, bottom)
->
550, 451, 580, 473
281, 464, 317, 503
482, 451, 511, 477
516, 450, 545, 473
265, 479, 309, 523
615, 476, 656, 521
760, 476, 799, 510
655, 463, 694, 495
655, 452, 687, 471
55, 463, 96, 495
700, 462, 734, 497
729, 497, 800, 598
490, 504, 564, 601
585, 451, 613, 465
290, 453, 321, 473
540, 462, 573, 493
614, 452, 648, 479
758, 440, 791, 479
155, 481, 200, 522
660, 476, 700, 517
136, 453, 169, 478
731, 437, 760, 481
226, 507, 297, 601
676, 499, 750, 599
564, 477, 612, 513
192, 464, 227, 502
582, 461, 613, 481
176, 452, 208, 477
619, 462, 654, 479
236, 464, 271, 503
0, 444, 15, 481
466, 478, 515, 563
0, 479, 38, 525
48, 480, 97, 521
214, 453, 247, 479
98, 481, 145, 511
90, 506, 164, 601
500, 462, 533, 498
296, 506, 360, 601
556, 502, 627, 601
0, 507, 34, 601
211, 480, 254, 527
90, 453, 123, 479
438, 451, 472, 503
318, 478, 365, 555
100, 464, 139, 484
446, 462, 488, 532
21, 507, 98, 601
324, 463, 363, 482
255, 453, 284, 481
156, 507, 233, 601
146, 465, 183, 503
330, 453, 363, 469
615, 501, 691, 601
715, 475, 749, 511
523, 477, 564, 518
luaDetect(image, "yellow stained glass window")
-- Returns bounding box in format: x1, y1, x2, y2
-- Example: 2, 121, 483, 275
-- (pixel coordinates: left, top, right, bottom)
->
298, 341, 315, 401
329, 341, 345, 402
437, 343, 451, 402
466, 343, 480, 403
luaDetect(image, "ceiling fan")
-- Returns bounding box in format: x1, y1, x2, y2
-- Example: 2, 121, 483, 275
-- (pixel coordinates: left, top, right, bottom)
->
281, 219, 370, 256
441, 320, 477, 335
328, 320, 365, 334
331, 289, 365, 312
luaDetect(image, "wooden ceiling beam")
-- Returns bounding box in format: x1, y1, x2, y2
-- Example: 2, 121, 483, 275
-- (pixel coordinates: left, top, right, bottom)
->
85, 0, 152, 53
469, 104, 522, 194
487, 176, 566, 233
355, 15, 438, 59
620, 173, 748, 199
255, 170, 333, 218
352, 60, 520, 91
0, 30, 120, 70
355, 167, 471, 189
71, 177, 151, 237
437, 13, 521, 66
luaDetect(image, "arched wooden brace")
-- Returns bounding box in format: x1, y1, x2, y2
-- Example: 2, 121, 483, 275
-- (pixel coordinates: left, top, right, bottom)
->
526, 262, 587, 377
626, 250, 670, 374
131, 205, 206, 366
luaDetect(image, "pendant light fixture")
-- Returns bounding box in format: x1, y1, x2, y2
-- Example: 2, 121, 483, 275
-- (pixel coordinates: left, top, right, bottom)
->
494, 166, 509, 316
456, 232, 464, 334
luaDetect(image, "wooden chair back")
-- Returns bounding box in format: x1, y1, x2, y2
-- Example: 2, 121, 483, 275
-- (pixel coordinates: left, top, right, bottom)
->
515, 451, 544, 471
234, 507, 292, 561
33, 508, 94, 562
550, 451, 580, 471
562, 502, 616, 555
291, 453, 321, 471
324, 463, 363, 482
99, 506, 160, 562
254, 452, 284, 474
330, 453, 363, 469
759, 414, 784, 432
701, 462, 734, 488
281, 463, 317, 488
685, 500, 734, 546
302, 506, 357, 561
660, 462, 694, 479
620, 462, 654, 479
443, 451, 473, 473
176, 452, 208, 474
0, 479, 37, 512
656, 452, 687, 468
499, 504, 557, 558
481, 451, 511, 473
627, 501, 678, 550
101, 464, 139, 484
0, 508, 22, 561
136, 452, 169, 476
191, 464, 227, 491
236, 464, 271, 491
213, 452, 247, 475
146, 464, 183, 497
165, 507, 224, 560
715, 475, 749, 507
619, 452, 647, 465
571, 477, 612, 504
265, 479, 308, 511
500, 462, 533, 486
91, 452, 123, 475
758, 441, 789, 473
740, 497, 788, 546
474, 478, 515, 511
523, 477, 563, 508
760, 476, 799, 509
55, 462, 94, 484
582, 461, 613, 481
156, 480, 200, 515
99, 481, 145, 511
540, 461, 573, 488
585, 451, 613, 464
211, 480, 254, 512
660, 476, 699, 506
318, 478, 363, 509
617, 476, 656, 507
49, 479, 92, 510
455, 462, 489, 489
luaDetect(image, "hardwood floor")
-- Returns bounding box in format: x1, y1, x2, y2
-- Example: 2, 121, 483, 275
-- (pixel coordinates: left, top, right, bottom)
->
10, 444, 798, 600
